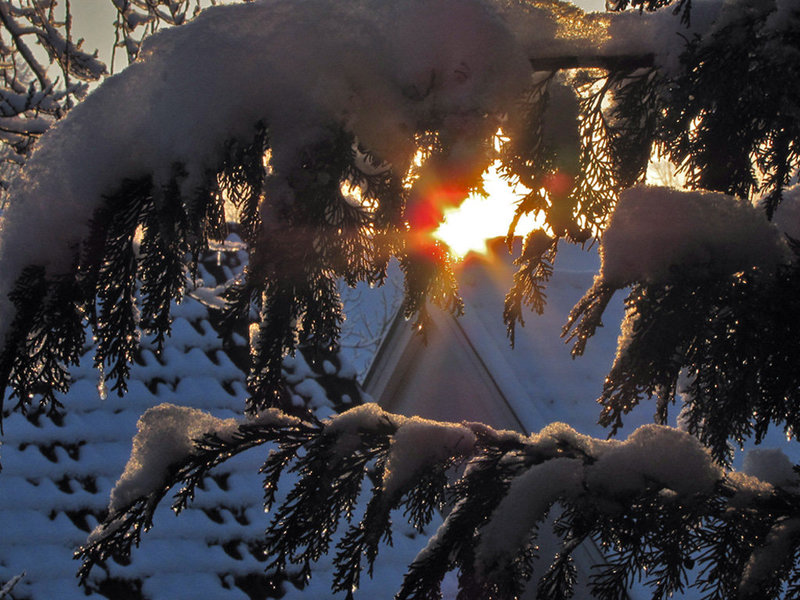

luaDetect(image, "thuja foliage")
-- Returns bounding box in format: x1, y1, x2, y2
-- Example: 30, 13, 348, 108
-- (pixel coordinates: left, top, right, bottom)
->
76, 404, 800, 599
0, 122, 408, 420
0, 0, 795, 450
560, 0, 800, 458
0, 55, 637, 424
3, 0, 800, 597
568, 258, 800, 465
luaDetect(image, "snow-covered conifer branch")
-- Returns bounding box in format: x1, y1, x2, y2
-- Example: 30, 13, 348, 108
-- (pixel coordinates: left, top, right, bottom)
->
564, 185, 800, 462
76, 405, 313, 581
77, 402, 800, 599
0, 0, 798, 595
0, 0, 537, 422
4, 0, 779, 428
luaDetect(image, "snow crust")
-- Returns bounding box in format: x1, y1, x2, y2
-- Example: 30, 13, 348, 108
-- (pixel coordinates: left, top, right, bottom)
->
599, 185, 790, 287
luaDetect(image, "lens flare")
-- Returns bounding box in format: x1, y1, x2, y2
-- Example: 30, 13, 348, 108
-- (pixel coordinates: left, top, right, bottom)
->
433, 161, 545, 258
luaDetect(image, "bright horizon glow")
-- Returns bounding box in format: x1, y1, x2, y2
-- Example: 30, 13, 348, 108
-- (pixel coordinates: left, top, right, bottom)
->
433, 161, 545, 258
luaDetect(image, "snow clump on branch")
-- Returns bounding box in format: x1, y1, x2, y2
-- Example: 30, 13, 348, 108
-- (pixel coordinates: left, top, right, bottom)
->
474, 421, 723, 570
86, 400, 800, 596
599, 185, 791, 287
325, 402, 479, 499
107, 403, 239, 513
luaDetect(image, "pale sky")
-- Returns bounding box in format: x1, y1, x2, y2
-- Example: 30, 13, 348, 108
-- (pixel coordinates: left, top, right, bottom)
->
70, 2, 117, 68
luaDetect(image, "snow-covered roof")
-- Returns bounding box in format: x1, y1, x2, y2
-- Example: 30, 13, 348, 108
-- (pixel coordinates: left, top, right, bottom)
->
0, 249, 429, 600
363, 240, 649, 599
457, 241, 626, 435
366, 236, 800, 465
366, 239, 651, 439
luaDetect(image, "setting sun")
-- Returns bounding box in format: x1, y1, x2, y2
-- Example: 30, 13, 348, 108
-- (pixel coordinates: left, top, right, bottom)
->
433, 161, 545, 258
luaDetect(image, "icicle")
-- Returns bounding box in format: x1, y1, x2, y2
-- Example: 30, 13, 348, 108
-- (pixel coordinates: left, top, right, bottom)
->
216, 250, 222, 266
97, 365, 108, 401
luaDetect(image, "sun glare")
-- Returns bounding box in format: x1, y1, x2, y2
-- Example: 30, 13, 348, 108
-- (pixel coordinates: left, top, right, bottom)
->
433, 161, 545, 258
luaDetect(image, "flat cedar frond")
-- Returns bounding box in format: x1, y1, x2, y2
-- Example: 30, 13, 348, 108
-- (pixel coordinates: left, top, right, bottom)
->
596, 263, 800, 463
400, 241, 464, 338
76, 413, 319, 582
562, 279, 615, 358
0, 120, 410, 417
573, 74, 620, 234
504, 230, 557, 347
0, 267, 83, 426
2, 1, 800, 597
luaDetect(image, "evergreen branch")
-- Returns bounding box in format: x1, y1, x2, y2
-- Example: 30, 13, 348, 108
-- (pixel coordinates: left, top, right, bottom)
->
0, 572, 24, 599
585, 262, 800, 462
76, 410, 317, 581
0, 266, 83, 430
537, 537, 581, 600
504, 230, 557, 346
562, 279, 615, 358
75, 402, 800, 599
93, 176, 150, 395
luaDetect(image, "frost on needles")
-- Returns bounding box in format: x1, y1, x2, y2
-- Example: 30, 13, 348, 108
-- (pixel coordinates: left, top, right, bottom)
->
0, 0, 800, 598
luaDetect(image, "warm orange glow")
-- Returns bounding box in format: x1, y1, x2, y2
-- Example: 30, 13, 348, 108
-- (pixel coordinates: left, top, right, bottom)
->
543, 170, 574, 199
407, 183, 466, 232
433, 161, 545, 258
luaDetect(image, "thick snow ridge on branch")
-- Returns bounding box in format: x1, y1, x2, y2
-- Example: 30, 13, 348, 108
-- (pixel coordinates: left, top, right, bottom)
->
0, 0, 531, 346
101, 404, 726, 558
0, 0, 771, 355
